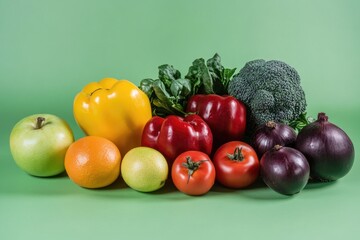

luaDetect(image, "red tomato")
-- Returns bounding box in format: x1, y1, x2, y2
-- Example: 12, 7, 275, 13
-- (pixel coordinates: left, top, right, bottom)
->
213, 141, 259, 188
171, 151, 215, 196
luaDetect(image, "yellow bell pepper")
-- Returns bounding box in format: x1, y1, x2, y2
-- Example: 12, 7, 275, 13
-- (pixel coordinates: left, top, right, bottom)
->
73, 78, 152, 155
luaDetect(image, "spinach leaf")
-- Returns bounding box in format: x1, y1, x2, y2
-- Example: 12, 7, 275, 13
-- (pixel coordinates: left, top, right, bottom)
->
170, 78, 192, 99
185, 53, 236, 95
152, 79, 174, 105
138, 53, 235, 117
185, 58, 214, 94
139, 78, 155, 98
221, 67, 237, 91
158, 64, 181, 89
139, 67, 187, 117
207, 53, 223, 78
207, 53, 236, 95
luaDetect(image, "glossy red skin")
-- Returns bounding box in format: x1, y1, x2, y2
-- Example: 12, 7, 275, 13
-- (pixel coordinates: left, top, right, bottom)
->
141, 115, 213, 165
186, 94, 246, 148
172, 151, 215, 196
213, 141, 260, 188
260, 146, 310, 195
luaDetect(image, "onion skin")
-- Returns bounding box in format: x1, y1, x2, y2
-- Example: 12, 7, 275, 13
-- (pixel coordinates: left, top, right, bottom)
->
260, 145, 310, 195
295, 112, 355, 181
252, 121, 297, 158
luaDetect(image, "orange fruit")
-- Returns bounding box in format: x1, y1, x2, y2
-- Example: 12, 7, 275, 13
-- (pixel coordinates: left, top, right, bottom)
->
65, 136, 121, 188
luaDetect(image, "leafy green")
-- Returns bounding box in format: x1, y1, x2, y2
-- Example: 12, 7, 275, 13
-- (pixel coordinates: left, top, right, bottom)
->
288, 112, 315, 133
138, 53, 235, 117
185, 53, 236, 95
139, 65, 189, 117
139, 78, 155, 98
207, 53, 236, 95
158, 64, 181, 88
170, 78, 192, 99
186, 58, 214, 94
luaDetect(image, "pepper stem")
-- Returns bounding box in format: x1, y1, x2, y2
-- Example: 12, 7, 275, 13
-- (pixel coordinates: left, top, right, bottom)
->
182, 156, 208, 184
35, 117, 45, 129
227, 147, 245, 161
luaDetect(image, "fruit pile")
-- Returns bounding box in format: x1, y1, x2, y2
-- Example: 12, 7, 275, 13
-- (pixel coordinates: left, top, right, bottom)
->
9, 55, 355, 196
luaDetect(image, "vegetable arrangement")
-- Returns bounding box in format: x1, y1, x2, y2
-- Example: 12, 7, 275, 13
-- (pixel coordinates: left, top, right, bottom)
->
9, 53, 355, 197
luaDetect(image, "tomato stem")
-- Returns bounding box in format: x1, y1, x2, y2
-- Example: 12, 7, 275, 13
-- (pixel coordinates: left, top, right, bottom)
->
35, 117, 45, 130
227, 147, 244, 161
182, 156, 208, 184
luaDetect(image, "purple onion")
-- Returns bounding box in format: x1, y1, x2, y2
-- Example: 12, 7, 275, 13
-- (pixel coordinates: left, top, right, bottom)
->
252, 121, 297, 158
260, 145, 310, 195
295, 112, 355, 181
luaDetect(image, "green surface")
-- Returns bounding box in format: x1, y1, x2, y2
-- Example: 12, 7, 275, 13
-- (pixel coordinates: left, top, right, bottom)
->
1, 0, 359, 239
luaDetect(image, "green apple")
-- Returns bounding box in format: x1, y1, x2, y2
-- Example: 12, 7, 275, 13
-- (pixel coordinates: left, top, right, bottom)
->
10, 114, 74, 177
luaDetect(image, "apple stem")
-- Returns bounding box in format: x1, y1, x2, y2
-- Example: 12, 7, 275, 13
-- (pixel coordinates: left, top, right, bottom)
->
35, 117, 45, 129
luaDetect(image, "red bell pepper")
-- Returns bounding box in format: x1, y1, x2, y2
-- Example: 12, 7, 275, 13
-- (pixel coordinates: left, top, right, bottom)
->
186, 94, 246, 149
141, 114, 213, 164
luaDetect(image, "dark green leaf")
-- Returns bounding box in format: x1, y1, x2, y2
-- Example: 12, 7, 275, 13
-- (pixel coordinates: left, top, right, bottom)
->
158, 64, 181, 89
139, 53, 235, 118
171, 102, 186, 116
207, 53, 236, 95
170, 78, 192, 98
152, 79, 174, 103
288, 112, 315, 133
152, 98, 173, 117
207, 53, 223, 78
151, 79, 187, 117
190, 75, 202, 96
139, 78, 155, 98
221, 67, 237, 91
186, 58, 214, 94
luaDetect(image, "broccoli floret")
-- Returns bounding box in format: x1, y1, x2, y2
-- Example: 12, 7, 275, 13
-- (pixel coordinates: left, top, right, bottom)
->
228, 59, 307, 132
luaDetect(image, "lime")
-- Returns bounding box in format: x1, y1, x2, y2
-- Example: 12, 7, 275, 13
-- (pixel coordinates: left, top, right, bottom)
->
121, 147, 168, 192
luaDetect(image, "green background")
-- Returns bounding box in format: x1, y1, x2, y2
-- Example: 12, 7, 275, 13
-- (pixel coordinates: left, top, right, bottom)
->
1, 0, 359, 239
